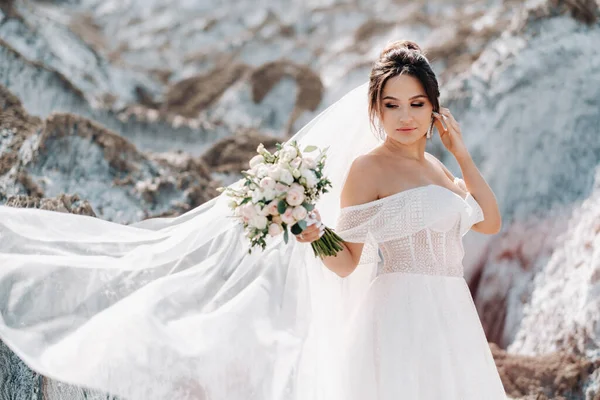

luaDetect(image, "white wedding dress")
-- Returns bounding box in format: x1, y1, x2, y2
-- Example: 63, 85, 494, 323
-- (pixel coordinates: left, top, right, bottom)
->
0, 82, 506, 399
334, 182, 506, 399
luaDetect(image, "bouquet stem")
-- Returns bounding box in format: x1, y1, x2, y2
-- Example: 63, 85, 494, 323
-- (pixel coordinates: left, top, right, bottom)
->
310, 227, 345, 259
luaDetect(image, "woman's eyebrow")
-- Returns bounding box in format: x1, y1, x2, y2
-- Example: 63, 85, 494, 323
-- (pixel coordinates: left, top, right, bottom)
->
382, 94, 427, 100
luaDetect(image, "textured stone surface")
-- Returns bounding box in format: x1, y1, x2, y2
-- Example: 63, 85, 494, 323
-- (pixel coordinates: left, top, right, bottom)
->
0, 84, 220, 223
439, 0, 600, 397
492, 343, 600, 399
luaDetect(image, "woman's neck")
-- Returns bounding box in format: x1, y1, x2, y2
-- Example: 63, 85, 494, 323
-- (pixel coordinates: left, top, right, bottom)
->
381, 137, 427, 162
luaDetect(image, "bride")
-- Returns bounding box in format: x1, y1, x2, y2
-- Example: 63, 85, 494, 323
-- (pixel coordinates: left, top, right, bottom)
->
0, 40, 506, 399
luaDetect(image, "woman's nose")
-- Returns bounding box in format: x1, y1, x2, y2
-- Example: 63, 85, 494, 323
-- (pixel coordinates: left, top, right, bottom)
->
397, 106, 413, 121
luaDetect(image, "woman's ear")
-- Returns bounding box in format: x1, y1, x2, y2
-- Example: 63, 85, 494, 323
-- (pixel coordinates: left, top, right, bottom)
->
432, 112, 448, 132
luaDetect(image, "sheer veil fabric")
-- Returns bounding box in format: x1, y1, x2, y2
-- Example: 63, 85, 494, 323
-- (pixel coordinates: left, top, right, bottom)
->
0, 83, 382, 399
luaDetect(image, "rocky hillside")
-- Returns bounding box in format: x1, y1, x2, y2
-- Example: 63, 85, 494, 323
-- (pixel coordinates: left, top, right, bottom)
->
1, 0, 600, 398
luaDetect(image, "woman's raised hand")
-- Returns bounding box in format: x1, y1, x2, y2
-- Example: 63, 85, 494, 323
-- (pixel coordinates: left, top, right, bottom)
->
295, 209, 324, 243
433, 107, 468, 157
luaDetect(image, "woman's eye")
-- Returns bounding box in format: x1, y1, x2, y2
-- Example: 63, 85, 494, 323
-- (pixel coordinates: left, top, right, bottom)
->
384, 104, 397, 109
412, 103, 425, 107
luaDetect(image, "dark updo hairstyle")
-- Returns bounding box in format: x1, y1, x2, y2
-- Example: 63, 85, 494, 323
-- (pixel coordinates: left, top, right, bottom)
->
368, 40, 440, 139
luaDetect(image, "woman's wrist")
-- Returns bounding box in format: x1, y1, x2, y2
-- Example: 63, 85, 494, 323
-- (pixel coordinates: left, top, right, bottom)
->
453, 148, 471, 163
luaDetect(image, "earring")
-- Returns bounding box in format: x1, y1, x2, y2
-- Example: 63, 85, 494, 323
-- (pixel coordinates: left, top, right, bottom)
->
426, 119, 433, 139
377, 122, 386, 140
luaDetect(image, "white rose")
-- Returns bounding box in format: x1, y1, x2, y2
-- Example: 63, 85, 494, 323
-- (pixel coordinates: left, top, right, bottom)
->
281, 208, 296, 225
290, 183, 304, 192
275, 182, 289, 194
292, 205, 308, 221
255, 165, 269, 178
292, 168, 301, 178
249, 215, 268, 230
279, 169, 294, 185
240, 203, 257, 219
268, 165, 283, 181
268, 223, 283, 237
259, 177, 276, 190
290, 157, 302, 169
255, 204, 270, 217
262, 188, 276, 201
301, 168, 318, 188
303, 156, 317, 169
281, 146, 297, 162
249, 155, 265, 168
266, 200, 279, 215
286, 189, 305, 206
252, 189, 264, 204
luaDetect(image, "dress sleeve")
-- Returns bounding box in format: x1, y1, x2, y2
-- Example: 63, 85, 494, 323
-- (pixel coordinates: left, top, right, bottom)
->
461, 193, 485, 236
334, 204, 382, 265
453, 177, 485, 236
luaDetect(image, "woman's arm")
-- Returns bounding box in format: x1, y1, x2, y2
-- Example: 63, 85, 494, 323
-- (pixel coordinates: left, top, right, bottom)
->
453, 151, 502, 234
294, 155, 379, 277
432, 107, 502, 235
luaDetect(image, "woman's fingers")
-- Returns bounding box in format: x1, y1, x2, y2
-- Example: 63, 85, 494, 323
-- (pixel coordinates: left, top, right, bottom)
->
440, 108, 460, 128
295, 216, 324, 243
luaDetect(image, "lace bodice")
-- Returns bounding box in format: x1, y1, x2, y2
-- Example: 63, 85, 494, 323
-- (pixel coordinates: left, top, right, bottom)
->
335, 181, 484, 277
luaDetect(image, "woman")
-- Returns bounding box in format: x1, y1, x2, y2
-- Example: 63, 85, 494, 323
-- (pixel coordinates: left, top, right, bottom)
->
297, 40, 506, 399
0, 41, 505, 399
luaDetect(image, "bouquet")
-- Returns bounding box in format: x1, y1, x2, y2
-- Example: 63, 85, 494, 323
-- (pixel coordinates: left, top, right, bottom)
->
217, 140, 345, 258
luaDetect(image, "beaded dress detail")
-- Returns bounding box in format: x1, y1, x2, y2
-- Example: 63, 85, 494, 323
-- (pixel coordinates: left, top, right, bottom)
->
333, 180, 506, 400
336, 181, 484, 277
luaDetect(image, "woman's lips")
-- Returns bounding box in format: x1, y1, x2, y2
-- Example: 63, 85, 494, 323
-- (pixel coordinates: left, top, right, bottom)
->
397, 128, 416, 132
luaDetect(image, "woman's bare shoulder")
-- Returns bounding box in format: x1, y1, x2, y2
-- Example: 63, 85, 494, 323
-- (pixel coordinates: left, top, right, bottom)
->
340, 154, 382, 208
425, 152, 455, 180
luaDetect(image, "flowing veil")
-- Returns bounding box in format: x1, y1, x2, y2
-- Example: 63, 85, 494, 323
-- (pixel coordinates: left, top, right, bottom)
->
0, 82, 381, 399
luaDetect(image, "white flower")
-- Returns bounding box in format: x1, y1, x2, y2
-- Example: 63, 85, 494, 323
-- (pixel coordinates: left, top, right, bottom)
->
292, 168, 301, 179
259, 177, 276, 190
262, 188, 276, 201
252, 190, 264, 204
268, 165, 282, 181
290, 157, 302, 169
266, 200, 279, 215
249, 215, 268, 230
255, 165, 269, 178
256, 204, 270, 217
303, 156, 317, 169
268, 223, 283, 237
286, 189, 305, 206
257, 143, 266, 154
301, 168, 318, 188
275, 182, 289, 194
292, 205, 307, 221
290, 183, 304, 192
281, 146, 298, 162
249, 155, 265, 168
228, 200, 238, 209
281, 208, 296, 225
239, 203, 257, 220
279, 169, 294, 185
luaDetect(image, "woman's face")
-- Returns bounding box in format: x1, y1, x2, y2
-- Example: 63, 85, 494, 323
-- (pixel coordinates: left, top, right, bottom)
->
379, 74, 434, 144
